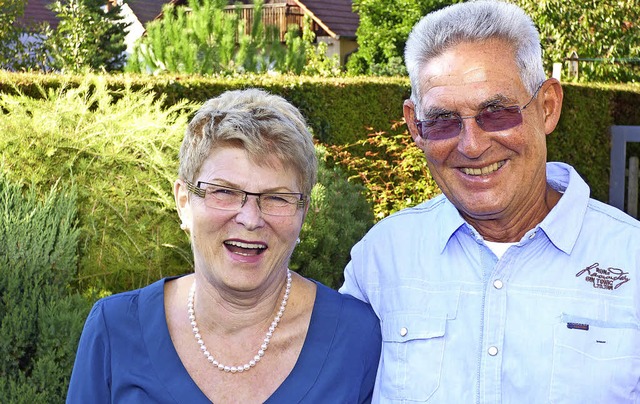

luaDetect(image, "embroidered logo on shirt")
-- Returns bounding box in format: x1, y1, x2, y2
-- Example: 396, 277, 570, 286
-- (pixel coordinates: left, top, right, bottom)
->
575, 263, 630, 290
567, 322, 589, 331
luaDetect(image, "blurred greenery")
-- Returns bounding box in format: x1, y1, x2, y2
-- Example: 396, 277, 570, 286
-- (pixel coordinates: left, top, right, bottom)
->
516, 0, 640, 83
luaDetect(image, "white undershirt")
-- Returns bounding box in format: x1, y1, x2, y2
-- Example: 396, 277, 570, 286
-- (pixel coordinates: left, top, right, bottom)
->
483, 240, 517, 259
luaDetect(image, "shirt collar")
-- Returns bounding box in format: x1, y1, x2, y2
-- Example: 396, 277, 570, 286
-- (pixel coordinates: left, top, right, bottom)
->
436, 162, 590, 254
436, 195, 466, 253
537, 162, 590, 254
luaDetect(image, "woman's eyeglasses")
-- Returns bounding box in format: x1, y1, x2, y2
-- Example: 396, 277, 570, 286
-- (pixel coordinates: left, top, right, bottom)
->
186, 181, 307, 217
415, 80, 546, 141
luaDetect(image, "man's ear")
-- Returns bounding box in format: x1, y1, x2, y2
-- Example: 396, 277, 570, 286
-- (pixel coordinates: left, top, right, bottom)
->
540, 78, 564, 135
174, 179, 192, 233
403, 99, 427, 150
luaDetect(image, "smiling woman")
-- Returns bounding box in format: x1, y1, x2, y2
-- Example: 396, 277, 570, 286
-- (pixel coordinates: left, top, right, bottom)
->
66, 88, 381, 404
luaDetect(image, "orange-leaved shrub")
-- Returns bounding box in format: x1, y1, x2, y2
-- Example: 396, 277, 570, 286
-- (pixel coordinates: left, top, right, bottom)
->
324, 120, 441, 221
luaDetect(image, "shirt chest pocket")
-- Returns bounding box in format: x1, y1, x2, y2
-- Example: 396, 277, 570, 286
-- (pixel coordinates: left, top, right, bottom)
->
378, 289, 459, 403
550, 317, 640, 403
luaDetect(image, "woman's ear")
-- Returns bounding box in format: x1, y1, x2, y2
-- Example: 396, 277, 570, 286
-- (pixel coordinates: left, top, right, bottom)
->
403, 99, 428, 151
174, 179, 192, 233
540, 78, 564, 135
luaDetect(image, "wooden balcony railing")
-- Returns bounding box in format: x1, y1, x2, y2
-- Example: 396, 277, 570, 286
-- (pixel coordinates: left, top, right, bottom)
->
223, 3, 306, 42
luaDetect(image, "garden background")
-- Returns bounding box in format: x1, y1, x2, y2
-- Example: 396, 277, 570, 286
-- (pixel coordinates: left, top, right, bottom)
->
1, 0, 640, 401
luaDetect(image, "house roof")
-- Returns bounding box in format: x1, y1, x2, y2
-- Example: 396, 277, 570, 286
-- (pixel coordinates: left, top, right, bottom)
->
290, 0, 358, 39
126, 0, 172, 25
17, 0, 58, 29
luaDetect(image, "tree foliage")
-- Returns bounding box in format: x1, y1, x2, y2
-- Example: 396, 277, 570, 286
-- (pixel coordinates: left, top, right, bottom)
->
127, 0, 339, 76
0, 0, 51, 71
0, 0, 25, 57
0, 0, 127, 72
516, 0, 640, 82
348, 0, 640, 82
346, 0, 461, 76
48, 0, 129, 72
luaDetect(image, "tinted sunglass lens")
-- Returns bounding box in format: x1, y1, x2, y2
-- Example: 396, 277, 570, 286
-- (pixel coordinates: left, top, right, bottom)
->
478, 107, 522, 132
421, 119, 460, 140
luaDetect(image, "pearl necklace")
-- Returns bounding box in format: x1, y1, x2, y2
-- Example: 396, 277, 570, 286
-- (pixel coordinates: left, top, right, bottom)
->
187, 270, 291, 374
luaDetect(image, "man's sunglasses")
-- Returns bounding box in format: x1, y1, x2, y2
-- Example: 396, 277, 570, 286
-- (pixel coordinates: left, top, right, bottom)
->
415, 80, 546, 141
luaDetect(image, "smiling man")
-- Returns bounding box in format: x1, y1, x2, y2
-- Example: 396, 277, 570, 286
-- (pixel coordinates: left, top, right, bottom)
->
340, 1, 640, 402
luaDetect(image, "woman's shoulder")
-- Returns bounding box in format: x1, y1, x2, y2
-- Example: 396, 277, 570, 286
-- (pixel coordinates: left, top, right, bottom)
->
89, 276, 179, 322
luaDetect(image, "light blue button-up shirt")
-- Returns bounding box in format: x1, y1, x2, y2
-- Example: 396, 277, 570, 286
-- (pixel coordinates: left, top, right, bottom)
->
341, 162, 640, 403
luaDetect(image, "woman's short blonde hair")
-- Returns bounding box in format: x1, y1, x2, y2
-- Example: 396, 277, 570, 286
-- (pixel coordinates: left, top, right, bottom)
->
178, 88, 318, 195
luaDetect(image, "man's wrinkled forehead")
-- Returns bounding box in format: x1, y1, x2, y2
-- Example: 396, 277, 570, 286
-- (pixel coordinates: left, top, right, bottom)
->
415, 38, 520, 100
419, 66, 490, 97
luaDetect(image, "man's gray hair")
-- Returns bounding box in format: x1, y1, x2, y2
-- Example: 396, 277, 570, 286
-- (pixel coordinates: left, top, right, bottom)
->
405, 0, 546, 107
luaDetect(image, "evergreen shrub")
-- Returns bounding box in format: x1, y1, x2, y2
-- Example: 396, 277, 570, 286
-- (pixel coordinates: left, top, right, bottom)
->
2, 72, 640, 292
0, 175, 89, 403
548, 84, 613, 202
291, 145, 374, 289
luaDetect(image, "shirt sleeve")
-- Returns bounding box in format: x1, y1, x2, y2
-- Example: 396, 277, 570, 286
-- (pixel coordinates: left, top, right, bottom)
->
66, 301, 111, 404
339, 239, 369, 303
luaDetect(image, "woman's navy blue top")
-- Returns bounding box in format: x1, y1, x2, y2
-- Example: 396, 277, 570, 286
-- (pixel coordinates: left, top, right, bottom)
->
66, 276, 381, 403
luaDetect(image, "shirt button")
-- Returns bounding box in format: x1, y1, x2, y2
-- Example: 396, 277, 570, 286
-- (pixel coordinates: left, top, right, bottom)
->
493, 279, 504, 289
400, 327, 408, 337
529, 232, 536, 239
488, 346, 499, 356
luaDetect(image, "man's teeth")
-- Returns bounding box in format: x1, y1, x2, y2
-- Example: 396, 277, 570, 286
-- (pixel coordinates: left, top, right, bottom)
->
461, 161, 504, 176
225, 240, 266, 250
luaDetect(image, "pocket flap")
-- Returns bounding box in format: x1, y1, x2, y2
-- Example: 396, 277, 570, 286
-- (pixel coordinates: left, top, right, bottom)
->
382, 313, 446, 342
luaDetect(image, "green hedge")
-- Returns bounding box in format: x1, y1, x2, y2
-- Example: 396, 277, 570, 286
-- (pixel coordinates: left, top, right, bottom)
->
0, 72, 408, 146
548, 83, 640, 202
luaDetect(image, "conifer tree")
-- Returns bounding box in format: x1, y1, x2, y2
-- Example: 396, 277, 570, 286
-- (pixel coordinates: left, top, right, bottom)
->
0, 176, 90, 402
127, 0, 327, 75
